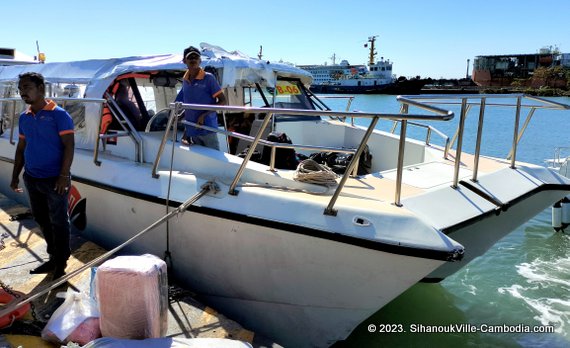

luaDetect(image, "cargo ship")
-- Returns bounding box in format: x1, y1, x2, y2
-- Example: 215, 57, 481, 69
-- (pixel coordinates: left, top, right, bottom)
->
298, 36, 427, 94
297, 36, 392, 94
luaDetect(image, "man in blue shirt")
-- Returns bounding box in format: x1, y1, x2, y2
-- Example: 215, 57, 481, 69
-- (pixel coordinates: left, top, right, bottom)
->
175, 46, 226, 150
10, 72, 75, 279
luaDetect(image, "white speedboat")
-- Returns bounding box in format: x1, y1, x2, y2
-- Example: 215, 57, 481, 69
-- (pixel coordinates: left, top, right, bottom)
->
1, 43, 569, 347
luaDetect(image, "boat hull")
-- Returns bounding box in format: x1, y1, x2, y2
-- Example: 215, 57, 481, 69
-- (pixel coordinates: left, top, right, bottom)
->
309, 83, 392, 94
427, 188, 568, 280
0, 158, 445, 348
396, 163, 570, 281
309, 79, 428, 95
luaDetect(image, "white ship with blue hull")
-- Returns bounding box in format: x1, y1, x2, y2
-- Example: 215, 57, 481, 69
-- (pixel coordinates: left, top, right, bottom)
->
298, 36, 394, 94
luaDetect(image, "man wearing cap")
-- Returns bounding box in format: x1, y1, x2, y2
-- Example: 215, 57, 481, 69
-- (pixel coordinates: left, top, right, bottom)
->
11, 72, 74, 279
175, 45, 226, 150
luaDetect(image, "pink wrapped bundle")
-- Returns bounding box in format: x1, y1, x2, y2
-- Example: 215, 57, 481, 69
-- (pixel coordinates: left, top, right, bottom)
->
41, 289, 101, 345
66, 317, 101, 345
96, 254, 168, 339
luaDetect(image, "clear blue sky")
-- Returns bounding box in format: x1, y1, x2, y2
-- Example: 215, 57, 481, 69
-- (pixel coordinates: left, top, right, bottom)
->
2, 0, 569, 79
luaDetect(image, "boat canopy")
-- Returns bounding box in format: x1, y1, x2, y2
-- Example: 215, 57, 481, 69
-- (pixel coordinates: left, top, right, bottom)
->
0, 43, 313, 98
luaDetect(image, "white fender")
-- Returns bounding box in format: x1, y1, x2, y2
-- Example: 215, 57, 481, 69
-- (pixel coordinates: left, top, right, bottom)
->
561, 197, 570, 227
552, 201, 562, 231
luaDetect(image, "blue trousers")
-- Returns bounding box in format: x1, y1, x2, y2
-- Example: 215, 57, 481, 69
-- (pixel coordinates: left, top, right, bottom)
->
188, 132, 220, 150
23, 173, 71, 266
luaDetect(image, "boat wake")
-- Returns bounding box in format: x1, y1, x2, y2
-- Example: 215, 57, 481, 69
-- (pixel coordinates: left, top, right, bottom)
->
499, 255, 570, 335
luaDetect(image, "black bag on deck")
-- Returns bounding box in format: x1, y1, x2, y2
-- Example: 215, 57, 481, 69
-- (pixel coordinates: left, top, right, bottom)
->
262, 132, 299, 170
309, 145, 372, 175
237, 147, 262, 162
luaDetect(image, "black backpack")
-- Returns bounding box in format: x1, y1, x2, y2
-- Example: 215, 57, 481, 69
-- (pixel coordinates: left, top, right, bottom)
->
262, 132, 299, 170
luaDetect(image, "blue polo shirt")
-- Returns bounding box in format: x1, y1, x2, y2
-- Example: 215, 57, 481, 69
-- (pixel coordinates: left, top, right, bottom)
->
175, 69, 222, 136
18, 100, 74, 178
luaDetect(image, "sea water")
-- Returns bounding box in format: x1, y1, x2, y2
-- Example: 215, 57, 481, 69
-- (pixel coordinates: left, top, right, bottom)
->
322, 95, 570, 348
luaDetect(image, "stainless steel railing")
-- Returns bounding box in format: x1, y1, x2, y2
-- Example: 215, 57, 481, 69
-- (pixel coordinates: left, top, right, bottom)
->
152, 102, 454, 212
0, 96, 145, 167
390, 120, 451, 159
548, 146, 570, 169
397, 94, 570, 187
0, 96, 105, 145
312, 95, 356, 124
4, 93, 566, 215
151, 104, 362, 179
98, 92, 144, 164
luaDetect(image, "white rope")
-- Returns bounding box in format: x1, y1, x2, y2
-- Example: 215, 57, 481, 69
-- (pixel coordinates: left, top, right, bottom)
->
294, 159, 339, 187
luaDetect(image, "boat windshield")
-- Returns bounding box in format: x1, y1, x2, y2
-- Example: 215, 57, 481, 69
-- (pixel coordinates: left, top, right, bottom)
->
249, 78, 318, 122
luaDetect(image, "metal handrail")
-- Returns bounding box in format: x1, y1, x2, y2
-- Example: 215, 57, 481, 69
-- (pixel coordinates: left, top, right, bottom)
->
229, 111, 274, 195
0, 96, 146, 166
158, 102, 453, 211
509, 96, 522, 168
549, 146, 570, 169
506, 106, 535, 162
150, 105, 361, 178
394, 104, 409, 207
9, 101, 16, 144
472, 97, 486, 182
0, 97, 105, 145
151, 104, 183, 178
321, 95, 355, 112
525, 95, 570, 109
399, 94, 570, 188
390, 120, 451, 159
448, 103, 473, 151
0, 98, 23, 145
171, 103, 454, 121
325, 115, 380, 215
180, 120, 360, 171
314, 95, 356, 124
403, 93, 568, 109
452, 98, 468, 187
103, 93, 144, 163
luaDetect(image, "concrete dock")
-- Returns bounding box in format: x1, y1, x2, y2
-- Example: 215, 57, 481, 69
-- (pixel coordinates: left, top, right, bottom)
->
0, 194, 278, 347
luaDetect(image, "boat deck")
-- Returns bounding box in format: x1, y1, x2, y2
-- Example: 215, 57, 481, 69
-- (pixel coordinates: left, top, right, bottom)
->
267, 152, 513, 206
0, 194, 276, 347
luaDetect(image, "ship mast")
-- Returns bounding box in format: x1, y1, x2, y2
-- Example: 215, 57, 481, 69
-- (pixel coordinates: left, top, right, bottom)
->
330, 53, 336, 65
366, 35, 378, 66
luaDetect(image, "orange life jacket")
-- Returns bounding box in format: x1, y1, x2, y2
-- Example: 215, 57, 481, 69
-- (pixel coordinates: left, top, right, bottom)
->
100, 105, 113, 134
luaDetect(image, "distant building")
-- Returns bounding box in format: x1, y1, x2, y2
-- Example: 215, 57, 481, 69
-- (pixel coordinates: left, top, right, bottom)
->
472, 46, 570, 87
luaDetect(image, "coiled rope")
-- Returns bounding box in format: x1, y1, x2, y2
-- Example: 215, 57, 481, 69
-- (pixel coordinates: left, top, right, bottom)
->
294, 159, 339, 187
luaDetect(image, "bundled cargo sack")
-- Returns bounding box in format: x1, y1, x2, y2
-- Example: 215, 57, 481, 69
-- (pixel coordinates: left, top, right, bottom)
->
96, 254, 168, 339
261, 132, 299, 169
41, 288, 101, 345
309, 145, 372, 175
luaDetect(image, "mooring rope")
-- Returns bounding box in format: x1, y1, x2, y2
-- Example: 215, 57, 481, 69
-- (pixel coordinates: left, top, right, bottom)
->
294, 159, 339, 187
164, 108, 184, 270
0, 182, 214, 320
